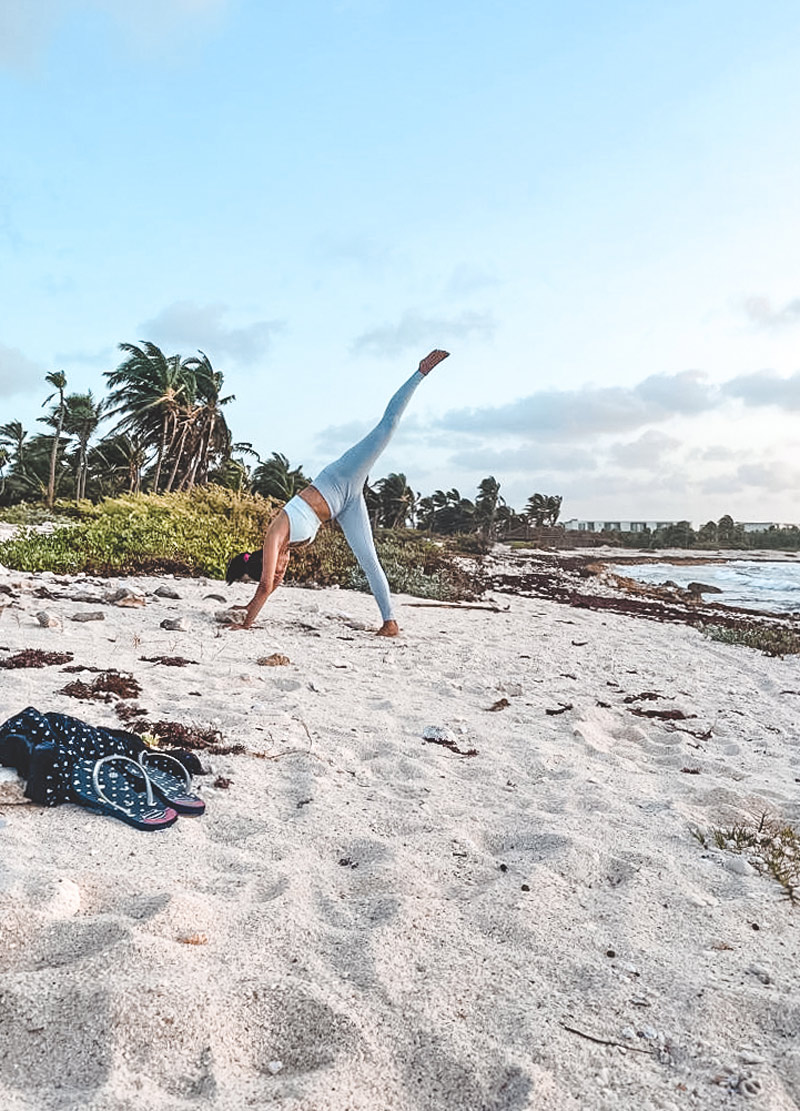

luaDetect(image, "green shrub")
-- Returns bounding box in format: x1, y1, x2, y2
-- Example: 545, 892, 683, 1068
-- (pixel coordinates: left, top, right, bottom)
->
0, 500, 82, 526
289, 526, 482, 601
0, 487, 280, 578
702, 623, 800, 657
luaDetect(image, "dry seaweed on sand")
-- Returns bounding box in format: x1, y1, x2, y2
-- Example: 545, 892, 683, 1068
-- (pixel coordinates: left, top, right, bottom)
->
139, 655, 199, 667
62, 663, 114, 674
628, 707, 696, 721
113, 702, 149, 722
0, 648, 73, 669
134, 718, 241, 755
422, 735, 478, 757
546, 703, 573, 716
59, 671, 142, 701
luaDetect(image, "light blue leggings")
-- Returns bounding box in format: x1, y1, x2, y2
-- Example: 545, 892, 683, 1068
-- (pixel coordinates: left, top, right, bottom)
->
312, 370, 425, 621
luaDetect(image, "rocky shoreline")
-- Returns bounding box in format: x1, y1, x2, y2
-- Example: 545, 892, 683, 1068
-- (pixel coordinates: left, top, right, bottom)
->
483, 546, 800, 634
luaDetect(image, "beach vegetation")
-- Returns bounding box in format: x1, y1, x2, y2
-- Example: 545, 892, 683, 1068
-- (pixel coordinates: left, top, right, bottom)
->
0, 487, 480, 600
701, 623, 800, 657
693, 814, 800, 905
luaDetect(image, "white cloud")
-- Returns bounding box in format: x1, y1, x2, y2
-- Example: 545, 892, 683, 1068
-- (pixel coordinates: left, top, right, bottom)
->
448, 443, 598, 474
743, 296, 800, 329
722, 369, 800, 411
351, 310, 495, 357
608, 431, 681, 469
138, 302, 283, 365
735, 462, 799, 491
0, 343, 46, 398
437, 372, 718, 441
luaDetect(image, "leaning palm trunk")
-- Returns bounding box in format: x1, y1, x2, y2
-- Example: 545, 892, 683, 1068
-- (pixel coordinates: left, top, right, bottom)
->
164, 419, 192, 493
78, 442, 88, 501
151, 415, 170, 494
46, 408, 64, 509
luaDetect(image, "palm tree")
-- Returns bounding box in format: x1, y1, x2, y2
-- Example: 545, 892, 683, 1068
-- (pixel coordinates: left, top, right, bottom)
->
416, 494, 436, 531
0, 446, 9, 501
251, 452, 309, 501
0, 421, 30, 504
0, 421, 27, 467
544, 495, 562, 527
87, 433, 148, 496
105, 342, 194, 494
474, 475, 505, 539
11, 433, 61, 500
525, 493, 547, 527
425, 488, 474, 534
63, 391, 103, 501
375, 472, 415, 528
179, 352, 235, 490
42, 371, 67, 508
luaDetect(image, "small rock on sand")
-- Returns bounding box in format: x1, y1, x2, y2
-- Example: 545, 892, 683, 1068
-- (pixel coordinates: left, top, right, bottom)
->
155, 585, 181, 599
70, 611, 105, 622
422, 725, 458, 744
216, 608, 246, 626
105, 587, 146, 607
160, 617, 189, 631
36, 610, 61, 628
257, 653, 291, 667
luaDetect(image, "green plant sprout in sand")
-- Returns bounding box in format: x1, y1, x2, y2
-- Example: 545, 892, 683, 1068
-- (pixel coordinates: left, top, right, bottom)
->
693, 813, 800, 904
702, 624, 800, 658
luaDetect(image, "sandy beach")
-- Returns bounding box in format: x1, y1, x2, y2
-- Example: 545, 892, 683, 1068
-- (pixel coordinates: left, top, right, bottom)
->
1, 557, 799, 1110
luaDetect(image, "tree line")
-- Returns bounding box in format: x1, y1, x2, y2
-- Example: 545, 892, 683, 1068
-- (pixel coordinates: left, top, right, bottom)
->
0, 342, 561, 537
610, 515, 800, 551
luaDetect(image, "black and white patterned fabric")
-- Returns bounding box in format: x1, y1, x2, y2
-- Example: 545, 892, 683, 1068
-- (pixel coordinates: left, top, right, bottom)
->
0, 707, 147, 807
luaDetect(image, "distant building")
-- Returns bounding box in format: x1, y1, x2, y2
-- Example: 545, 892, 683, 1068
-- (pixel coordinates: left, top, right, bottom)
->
563, 519, 677, 533
739, 522, 779, 533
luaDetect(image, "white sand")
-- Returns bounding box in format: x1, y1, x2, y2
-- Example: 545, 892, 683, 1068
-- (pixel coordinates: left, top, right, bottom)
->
1, 563, 799, 1110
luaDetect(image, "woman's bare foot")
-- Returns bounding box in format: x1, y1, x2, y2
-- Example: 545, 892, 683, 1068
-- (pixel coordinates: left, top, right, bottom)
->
376, 620, 399, 637
418, 350, 450, 376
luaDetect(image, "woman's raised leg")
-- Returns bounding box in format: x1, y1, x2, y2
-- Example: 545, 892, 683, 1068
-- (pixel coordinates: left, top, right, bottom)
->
315, 351, 449, 504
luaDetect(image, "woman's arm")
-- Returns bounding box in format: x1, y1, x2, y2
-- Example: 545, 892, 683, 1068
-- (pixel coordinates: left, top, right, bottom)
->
239, 513, 290, 629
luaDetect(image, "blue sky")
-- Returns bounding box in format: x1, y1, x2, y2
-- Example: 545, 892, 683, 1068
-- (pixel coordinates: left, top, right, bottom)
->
2, 0, 800, 523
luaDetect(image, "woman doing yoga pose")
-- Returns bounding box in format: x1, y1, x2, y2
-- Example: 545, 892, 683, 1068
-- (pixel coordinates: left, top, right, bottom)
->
225, 349, 450, 635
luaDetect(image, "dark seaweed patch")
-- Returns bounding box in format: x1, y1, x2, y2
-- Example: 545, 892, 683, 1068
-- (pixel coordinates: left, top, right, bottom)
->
0, 649, 73, 669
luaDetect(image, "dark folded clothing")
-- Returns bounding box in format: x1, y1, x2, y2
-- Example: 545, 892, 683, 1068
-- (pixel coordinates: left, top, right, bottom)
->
0, 707, 148, 806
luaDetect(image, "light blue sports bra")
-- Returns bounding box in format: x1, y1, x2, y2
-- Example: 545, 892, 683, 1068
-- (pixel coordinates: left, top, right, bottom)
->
283, 495, 322, 544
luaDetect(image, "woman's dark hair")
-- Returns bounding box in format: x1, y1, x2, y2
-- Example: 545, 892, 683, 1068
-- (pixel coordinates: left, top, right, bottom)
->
225, 550, 263, 585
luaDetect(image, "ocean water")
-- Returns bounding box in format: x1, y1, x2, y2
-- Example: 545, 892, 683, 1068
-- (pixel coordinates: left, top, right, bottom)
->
608, 559, 800, 615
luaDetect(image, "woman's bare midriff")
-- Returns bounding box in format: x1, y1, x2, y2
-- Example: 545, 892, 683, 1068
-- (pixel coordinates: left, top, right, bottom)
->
298, 485, 332, 523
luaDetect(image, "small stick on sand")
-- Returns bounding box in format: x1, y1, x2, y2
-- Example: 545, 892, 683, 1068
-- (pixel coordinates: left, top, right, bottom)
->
560, 1022, 653, 1055
403, 602, 509, 612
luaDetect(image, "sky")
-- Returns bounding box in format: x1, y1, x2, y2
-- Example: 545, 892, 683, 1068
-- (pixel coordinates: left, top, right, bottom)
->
1, 0, 800, 524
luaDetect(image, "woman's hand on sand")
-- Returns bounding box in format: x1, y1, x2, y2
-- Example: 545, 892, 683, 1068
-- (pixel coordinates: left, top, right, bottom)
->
418, 350, 450, 376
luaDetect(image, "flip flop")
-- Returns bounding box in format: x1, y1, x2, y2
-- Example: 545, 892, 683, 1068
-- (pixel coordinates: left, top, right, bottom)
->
69, 754, 178, 831
136, 750, 206, 816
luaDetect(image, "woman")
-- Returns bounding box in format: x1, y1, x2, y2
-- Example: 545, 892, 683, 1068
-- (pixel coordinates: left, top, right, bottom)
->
226, 349, 449, 635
